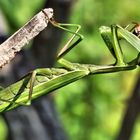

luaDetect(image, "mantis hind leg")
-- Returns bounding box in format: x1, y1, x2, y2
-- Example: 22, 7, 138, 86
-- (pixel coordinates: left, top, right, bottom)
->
0, 71, 37, 107
42, 9, 84, 59
26, 70, 37, 105
55, 23, 84, 59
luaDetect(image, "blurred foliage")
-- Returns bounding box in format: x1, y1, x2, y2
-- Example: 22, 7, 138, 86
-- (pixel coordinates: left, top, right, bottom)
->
0, 116, 7, 140
0, 0, 44, 32
0, 0, 140, 140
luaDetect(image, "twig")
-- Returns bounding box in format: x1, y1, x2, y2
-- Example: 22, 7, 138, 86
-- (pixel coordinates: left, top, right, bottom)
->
0, 8, 53, 68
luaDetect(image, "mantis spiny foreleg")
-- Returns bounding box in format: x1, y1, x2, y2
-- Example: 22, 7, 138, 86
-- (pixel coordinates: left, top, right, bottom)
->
111, 25, 125, 66
100, 23, 140, 66
99, 25, 125, 66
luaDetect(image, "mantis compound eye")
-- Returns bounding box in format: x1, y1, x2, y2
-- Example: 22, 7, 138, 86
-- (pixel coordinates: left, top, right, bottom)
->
132, 22, 140, 38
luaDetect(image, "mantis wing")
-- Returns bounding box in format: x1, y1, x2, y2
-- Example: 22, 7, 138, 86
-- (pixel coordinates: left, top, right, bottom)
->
0, 68, 89, 112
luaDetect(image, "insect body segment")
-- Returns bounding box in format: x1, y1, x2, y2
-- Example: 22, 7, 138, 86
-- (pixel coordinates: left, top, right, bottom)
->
0, 68, 70, 112
0, 9, 140, 112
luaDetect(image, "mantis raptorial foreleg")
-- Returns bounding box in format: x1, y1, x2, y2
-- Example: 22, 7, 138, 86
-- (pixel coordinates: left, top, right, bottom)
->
100, 23, 140, 66
100, 25, 126, 65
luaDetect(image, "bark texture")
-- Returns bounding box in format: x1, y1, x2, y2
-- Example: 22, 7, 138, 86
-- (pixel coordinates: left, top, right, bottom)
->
0, 9, 53, 68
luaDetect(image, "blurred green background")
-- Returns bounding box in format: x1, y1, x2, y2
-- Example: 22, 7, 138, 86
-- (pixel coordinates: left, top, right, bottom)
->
0, 0, 140, 140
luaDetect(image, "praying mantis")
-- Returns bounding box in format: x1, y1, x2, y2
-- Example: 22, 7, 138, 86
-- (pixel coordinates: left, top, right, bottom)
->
0, 9, 139, 112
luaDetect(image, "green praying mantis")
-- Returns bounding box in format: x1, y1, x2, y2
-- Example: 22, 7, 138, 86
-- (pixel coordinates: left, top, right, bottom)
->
0, 9, 140, 113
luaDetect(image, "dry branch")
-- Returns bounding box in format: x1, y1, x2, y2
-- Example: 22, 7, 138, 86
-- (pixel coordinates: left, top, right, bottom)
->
0, 8, 53, 68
